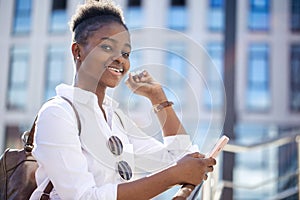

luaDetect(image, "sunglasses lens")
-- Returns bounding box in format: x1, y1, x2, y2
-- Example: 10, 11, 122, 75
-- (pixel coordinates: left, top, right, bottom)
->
107, 136, 132, 180
117, 160, 132, 180
107, 136, 123, 155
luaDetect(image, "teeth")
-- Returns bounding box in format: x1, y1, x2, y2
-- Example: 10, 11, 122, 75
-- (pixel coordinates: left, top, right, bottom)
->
108, 66, 123, 73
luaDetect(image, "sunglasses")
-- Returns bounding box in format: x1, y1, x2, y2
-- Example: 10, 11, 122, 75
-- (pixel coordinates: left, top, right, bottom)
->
107, 136, 132, 180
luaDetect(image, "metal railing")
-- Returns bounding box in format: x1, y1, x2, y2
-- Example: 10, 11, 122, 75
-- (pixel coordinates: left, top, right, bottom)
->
200, 130, 300, 200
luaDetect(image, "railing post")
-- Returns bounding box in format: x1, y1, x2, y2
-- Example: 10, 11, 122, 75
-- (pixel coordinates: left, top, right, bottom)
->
202, 175, 212, 200
297, 136, 300, 200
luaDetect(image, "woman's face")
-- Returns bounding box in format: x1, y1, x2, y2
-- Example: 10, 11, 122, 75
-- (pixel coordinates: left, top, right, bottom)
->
77, 22, 131, 89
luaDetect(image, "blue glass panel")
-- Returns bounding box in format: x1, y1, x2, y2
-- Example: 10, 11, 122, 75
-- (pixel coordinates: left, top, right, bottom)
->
168, 6, 187, 30
14, 14, 31, 33
249, 59, 268, 84
247, 44, 270, 110
204, 43, 224, 109
50, 10, 68, 32
126, 7, 143, 29
13, 0, 31, 34
291, 0, 300, 31
290, 45, 300, 111
208, 9, 224, 31
44, 46, 65, 100
17, 0, 31, 10
7, 46, 29, 110
248, 0, 270, 30
165, 44, 187, 108
210, 0, 224, 7
249, 12, 269, 30
208, 0, 224, 31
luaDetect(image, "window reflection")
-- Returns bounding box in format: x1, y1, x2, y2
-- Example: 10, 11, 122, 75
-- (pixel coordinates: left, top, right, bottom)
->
247, 44, 270, 111
13, 0, 32, 34
234, 123, 277, 199
208, 0, 225, 31
44, 45, 65, 100
290, 0, 300, 32
50, 0, 67, 33
248, 0, 270, 31
168, 0, 187, 30
290, 44, 300, 112
165, 43, 187, 109
126, 0, 143, 29
6, 46, 29, 111
204, 43, 224, 109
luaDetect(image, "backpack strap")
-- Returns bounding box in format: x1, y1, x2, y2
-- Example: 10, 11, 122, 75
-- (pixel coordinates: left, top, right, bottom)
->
60, 96, 82, 136
39, 182, 54, 200
114, 110, 124, 129
24, 96, 81, 152
23, 96, 81, 200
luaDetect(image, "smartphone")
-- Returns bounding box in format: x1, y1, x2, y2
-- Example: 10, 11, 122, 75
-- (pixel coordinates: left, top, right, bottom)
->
206, 135, 229, 158
173, 135, 230, 199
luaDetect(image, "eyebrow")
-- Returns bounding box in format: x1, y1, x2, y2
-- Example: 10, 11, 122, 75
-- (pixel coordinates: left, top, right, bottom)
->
101, 37, 131, 50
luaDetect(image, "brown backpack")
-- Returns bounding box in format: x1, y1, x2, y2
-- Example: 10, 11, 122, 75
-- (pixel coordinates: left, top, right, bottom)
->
0, 97, 81, 200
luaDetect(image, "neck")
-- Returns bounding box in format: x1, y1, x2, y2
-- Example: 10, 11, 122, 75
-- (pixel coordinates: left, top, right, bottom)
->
73, 73, 107, 107
95, 84, 106, 107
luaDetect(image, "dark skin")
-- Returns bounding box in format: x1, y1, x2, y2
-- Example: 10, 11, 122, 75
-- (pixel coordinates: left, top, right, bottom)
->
71, 22, 216, 200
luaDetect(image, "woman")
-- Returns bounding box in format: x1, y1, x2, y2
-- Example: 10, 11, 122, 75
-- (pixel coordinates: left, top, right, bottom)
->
30, 1, 216, 199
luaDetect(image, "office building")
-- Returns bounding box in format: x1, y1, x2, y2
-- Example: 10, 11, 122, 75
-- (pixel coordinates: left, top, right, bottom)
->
0, 0, 299, 199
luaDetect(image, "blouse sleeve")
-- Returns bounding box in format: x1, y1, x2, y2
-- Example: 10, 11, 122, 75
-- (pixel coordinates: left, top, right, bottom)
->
32, 100, 118, 200
114, 109, 199, 174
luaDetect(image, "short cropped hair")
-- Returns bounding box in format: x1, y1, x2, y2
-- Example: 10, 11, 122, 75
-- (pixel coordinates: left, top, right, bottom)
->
69, 0, 128, 45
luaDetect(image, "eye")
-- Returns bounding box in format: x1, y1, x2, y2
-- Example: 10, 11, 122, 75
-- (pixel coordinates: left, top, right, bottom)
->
100, 44, 113, 52
122, 52, 130, 59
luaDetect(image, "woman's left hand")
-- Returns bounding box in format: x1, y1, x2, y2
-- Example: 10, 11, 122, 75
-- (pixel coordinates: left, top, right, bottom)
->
125, 70, 166, 103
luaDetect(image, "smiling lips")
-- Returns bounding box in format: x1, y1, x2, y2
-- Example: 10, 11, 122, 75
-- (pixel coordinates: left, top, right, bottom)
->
107, 66, 124, 76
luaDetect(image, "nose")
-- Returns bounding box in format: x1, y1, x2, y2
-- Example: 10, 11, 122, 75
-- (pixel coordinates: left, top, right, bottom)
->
112, 51, 125, 64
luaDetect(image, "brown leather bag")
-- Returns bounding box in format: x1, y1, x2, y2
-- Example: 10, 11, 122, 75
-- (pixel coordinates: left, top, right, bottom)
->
0, 97, 81, 200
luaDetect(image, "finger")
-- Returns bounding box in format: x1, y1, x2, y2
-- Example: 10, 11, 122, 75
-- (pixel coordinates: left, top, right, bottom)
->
132, 73, 140, 82
207, 166, 214, 173
136, 70, 150, 82
189, 152, 204, 158
137, 70, 144, 78
205, 157, 216, 166
126, 73, 137, 89
203, 174, 208, 181
128, 72, 134, 82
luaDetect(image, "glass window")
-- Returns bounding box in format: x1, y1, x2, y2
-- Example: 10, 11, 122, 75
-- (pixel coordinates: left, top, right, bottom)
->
208, 0, 225, 31
49, 0, 68, 33
168, 0, 187, 30
248, 0, 270, 31
165, 43, 187, 109
13, 0, 32, 34
6, 47, 29, 110
290, 45, 300, 112
246, 44, 270, 111
204, 43, 224, 109
126, 0, 143, 29
44, 45, 65, 100
290, 0, 300, 32
234, 123, 278, 199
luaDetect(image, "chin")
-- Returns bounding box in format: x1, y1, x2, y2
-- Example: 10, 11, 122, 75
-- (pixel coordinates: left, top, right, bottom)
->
99, 81, 120, 89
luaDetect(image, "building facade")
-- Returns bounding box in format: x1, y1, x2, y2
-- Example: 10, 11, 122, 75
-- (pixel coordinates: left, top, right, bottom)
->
0, 0, 299, 199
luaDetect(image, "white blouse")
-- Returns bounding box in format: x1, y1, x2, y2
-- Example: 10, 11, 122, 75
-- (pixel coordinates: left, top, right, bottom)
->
30, 84, 198, 200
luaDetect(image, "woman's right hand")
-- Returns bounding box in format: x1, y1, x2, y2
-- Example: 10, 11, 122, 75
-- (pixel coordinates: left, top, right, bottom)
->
170, 152, 216, 186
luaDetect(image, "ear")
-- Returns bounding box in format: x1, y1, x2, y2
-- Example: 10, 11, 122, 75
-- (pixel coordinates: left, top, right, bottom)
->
71, 43, 81, 61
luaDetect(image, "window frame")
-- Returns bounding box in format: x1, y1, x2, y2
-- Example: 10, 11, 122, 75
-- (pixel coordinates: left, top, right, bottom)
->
246, 43, 271, 111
